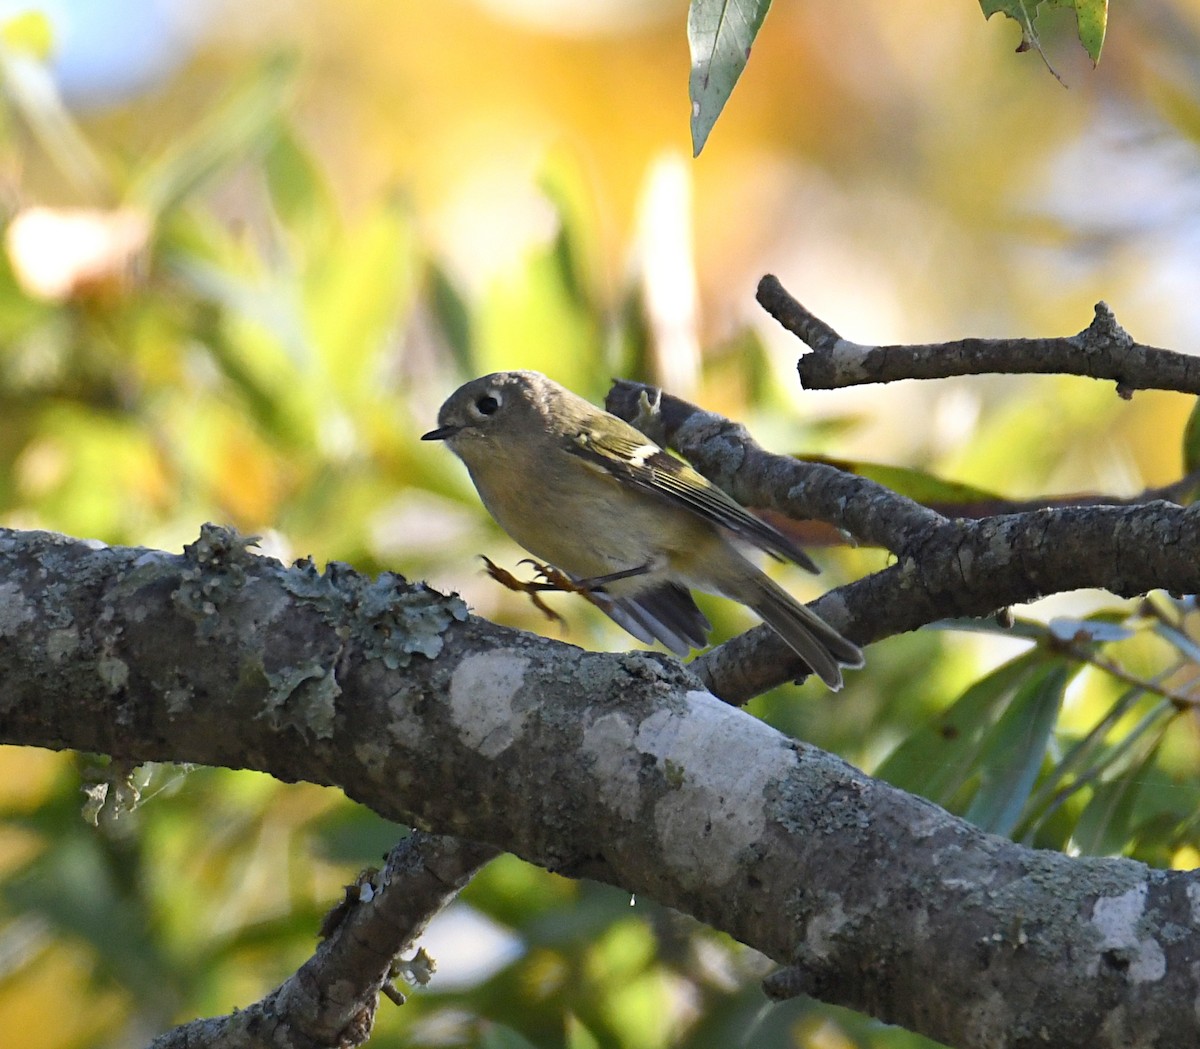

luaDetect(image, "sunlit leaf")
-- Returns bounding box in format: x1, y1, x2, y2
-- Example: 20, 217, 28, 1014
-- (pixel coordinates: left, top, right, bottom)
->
538, 149, 602, 315
566, 1014, 603, 1049
687, 0, 772, 156
1072, 0, 1107, 64
306, 196, 415, 397
477, 243, 601, 392
1152, 620, 1200, 666
265, 123, 337, 253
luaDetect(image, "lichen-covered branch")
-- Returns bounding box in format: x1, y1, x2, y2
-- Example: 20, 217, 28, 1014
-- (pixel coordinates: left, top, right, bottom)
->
756, 273, 1200, 396
0, 525, 1198, 1048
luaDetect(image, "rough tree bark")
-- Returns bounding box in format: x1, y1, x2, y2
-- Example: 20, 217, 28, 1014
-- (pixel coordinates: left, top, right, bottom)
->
0, 518, 1198, 1049
2, 280, 1199, 1048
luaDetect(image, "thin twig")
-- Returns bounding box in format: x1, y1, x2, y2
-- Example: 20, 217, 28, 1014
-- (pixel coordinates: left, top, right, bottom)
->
756, 274, 1200, 396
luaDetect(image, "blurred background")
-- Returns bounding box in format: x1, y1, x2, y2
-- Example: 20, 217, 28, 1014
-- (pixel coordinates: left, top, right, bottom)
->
2, 1, 1200, 1047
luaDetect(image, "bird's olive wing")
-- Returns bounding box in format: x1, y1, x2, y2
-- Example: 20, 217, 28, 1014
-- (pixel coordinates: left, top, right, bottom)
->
568, 424, 818, 572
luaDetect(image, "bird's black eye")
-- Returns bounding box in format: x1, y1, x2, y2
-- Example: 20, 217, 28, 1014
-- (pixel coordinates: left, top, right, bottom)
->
475, 394, 500, 416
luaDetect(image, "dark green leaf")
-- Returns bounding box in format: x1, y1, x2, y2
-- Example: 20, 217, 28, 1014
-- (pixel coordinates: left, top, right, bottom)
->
479, 1023, 544, 1049
875, 650, 1043, 803
808, 457, 999, 509
1073, 730, 1166, 856
1182, 397, 1200, 475
427, 260, 475, 379
964, 663, 1071, 835
979, 0, 1105, 66
1019, 684, 1152, 842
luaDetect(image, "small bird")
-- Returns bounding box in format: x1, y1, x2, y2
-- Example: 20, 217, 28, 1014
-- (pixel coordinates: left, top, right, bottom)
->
422, 371, 863, 689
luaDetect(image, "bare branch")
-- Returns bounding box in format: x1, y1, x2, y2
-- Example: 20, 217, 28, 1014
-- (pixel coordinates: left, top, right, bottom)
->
148, 833, 496, 1049
756, 274, 1200, 396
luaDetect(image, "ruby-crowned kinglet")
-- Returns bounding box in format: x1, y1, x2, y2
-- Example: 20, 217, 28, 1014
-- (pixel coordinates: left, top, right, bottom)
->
422, 371, 863, 689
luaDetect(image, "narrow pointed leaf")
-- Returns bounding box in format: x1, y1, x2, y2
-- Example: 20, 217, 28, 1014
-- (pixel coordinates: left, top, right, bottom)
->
1073, 732, 1165, 856
964, 663, 1071, 835
687, 0, 772, 156
876, 651, 1042, 804
1182, 396, 1200, 478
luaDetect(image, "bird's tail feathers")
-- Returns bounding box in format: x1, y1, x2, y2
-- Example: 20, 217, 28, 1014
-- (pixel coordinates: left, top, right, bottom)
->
744, 574, 863, 690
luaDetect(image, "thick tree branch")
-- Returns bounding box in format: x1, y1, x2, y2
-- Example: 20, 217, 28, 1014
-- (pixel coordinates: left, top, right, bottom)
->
756, 273, 1200, 396
1, 526, 1198, 1049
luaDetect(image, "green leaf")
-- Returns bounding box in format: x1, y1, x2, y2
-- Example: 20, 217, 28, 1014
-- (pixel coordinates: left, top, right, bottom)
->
566, 1014, 603, 1049
964, 662, 1071, 835
811, 457, 999, 509
305, 196, 415, 396
426, 260, 475, 379
1019, 684, 1151, 842
979, 0, 1106, 66
1182, 397, 1200, 476
538, 149, 602, 314
480, 1026, 542, 1049
1152, 620, 1200, 665
687, 0, 772, 157
1072, 0, 1107, 64
875, 650, 1043, 804
1073, 731, 1165, 856
265, 123, 337, 253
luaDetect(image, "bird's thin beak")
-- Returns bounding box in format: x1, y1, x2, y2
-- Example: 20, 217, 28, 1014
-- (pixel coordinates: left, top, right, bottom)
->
421, 425, 459, 441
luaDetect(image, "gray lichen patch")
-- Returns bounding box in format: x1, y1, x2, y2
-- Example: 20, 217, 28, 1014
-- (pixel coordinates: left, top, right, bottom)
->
0, 581, 36, 635
1088, 883, 1167, 983
630, 689, 799, 889
581, 711, 640, 820
355, 575, 468, 669
97, 655, 130, 693
173, 524, 264, 639
282, 559, 469, 670
263, 659, 341, 740
46, 625, 81, 662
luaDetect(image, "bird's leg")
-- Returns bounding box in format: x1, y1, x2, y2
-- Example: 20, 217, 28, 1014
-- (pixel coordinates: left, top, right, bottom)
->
482, 556, 654, 622
480, 556, 566, 625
